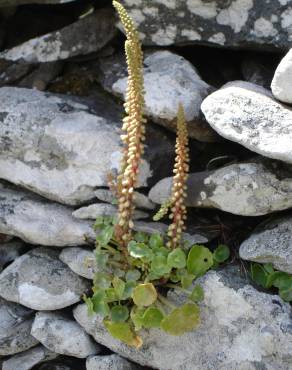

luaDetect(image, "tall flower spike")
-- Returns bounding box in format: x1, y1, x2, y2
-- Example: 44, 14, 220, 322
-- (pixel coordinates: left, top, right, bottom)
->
113, 1, 146, 248
167, 104, 190, 249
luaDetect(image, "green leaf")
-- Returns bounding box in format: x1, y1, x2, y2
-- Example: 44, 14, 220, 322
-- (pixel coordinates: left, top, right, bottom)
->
155, 247, 169, 257
263, 263, 275, 274
105, 288, 118, 302
213, 245, 230, 263
187, 245, 213, 276
112, 277, 125, 300
104, 321, 142, 348
270, 272, 292, 290
91, 290, 110, 316
142, 307, 164, 328
110, 305, 129, 322
134, 232, 149, 243
128, 241, 153, 261
161, 303, 200, 335
94, 272, 112, 289
132, 283, 157, 307
149, 233, 163, 249
181, 273, 195, 289
84, 295, 94, 315
151, 255, 172, 277
130, 307, 145, 331
250, 263, 269, 288
122, 281, 136, 300
96, 225, 114, 247
279, 287, 292, 302
95, 250, 109, 269
167, 248, 187, 269
125, 269, 141, 282
189, 285, 204, 303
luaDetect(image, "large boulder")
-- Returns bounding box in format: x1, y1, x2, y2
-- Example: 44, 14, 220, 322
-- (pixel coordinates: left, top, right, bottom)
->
201, 81, 292, 164
0, 87, 173, 205
86, 355, 139, 370
0, 247, 90, 310
271, 48, 292, 104
149, 159, 292, 216
240, 215, 292, 274
118, 0, 292, 51
74, 267, 292, 370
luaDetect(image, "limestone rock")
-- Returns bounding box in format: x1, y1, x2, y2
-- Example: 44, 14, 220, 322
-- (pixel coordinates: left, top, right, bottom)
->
31, 312, 100, 358
0, 186, 94, 246
60, 247, 95, 280
74, 267, 292, 370
86, 355, 139, 370
271, 48, 292, 104
240, 215, 292, 274
0, 9, 116, 63
201, 81, 292, 164
0, 247, 90, 310
0, 297, 38, 356
0, 0, 75, 5
149, 160, 292, 216
2, 345, 58, 370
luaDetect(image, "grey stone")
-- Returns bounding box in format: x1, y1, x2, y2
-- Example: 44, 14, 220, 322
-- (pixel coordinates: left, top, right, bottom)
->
118, 0, 292, 51
0, 0, 75, 6
86, 354, 139, 370
0, 9, 116, 63
0, 297, 38, 356
72, 203, 148, 221
98, 50, 217, 142
271, 48, 292, 104
0, 60, 33, 87
0, 87, 163, 205
201, 81, 292, 164
149, 160, 292, 216
74, 267, 292, 370
240, 215, 292, 274
0, 186, 94, 246
2, 345, 58, 370
31, 312, 100, 358
60, 247, 95, 280
0, 247, 90, 310
95, 189, 155, 210
0, 240, 26, 272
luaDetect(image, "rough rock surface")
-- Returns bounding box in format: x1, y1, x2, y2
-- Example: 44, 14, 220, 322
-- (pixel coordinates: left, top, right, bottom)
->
0, 297, 38, 355
60, 247, 95, 280
0, 9, 116, 63
149, 160, 292, 216
0, 87, 170, 205
95, 189, 155, 210
72, 203, 148, 221
271, 48, 292, 104
0, 247, 90, 310
240, 215, 292, 274
2, 345, 58, 370
119, 0, 292, 50
201, 81, 292, 164
86, 354, 139, 370
74, 267, 292, 370
0, 240, 26, 272
31, 312, 100, 358
0, 0, 75, 5
0, 186, 94, 246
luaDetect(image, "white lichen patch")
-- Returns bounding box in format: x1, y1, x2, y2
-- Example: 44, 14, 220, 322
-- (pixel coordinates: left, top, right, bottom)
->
124, 0, 142, 5
253, 17, 278, 37
143, 7, 159, 17
151, 25, 177, 45
186, 0, 217, 19
216, 0, 254, 33
208, 32, 226, 45
181, 29, 201, 41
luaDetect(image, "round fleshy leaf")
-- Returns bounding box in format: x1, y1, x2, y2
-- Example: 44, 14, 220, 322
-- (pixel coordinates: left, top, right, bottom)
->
94, 272, 112, 289
213, 245, 230, 263
149, 233, 163, 249
128, 241, 153, 261
279, 287, 292, 302
134, 232, 149, 243
151, 255, 172, 277
111, 305, 129, 322
161, 303, 200, 335
167, 248, 187, 269
250, 263, 269, 288
142, 307, 164, 328
126, 269, 141, 282
130, 307, 145, 331
181, 274, 195, 289
187, 245, 213, 276
122, 281, 136, 300
95, 250, 109, 269
132, 283, 157, 307
104, 321, 142, 348
105, 288, 118, 302
112, 277, 125, 299
96, 225, 114, 247
91, 290, 110, 317
189, 285, 204, 303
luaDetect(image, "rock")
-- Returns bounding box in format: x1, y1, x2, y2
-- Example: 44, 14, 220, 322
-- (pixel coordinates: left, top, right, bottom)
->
95, 189, 155, 210
240, 215, 292, 274
0, 0, 75, 5
118, 0, 292, 51
98, 50, 217, 142
60, 247, 95, 280
149, 159, 292, 216
0, 60, 33, 87
0, 9, 116, 63
0, 247, 90, 310
271, 48, 292, 104
0, 297, 38, 355
72, 203, 149, 221
86, 354, 139, 370
74, 267, 292, 370
0, 186, 94, 246
31, 312, 100, 358
0, 240, 26, 272
2, 345, 58, 370
0, 86, 168, 205
39, 364, 73, 370
201, 81, 292, 164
